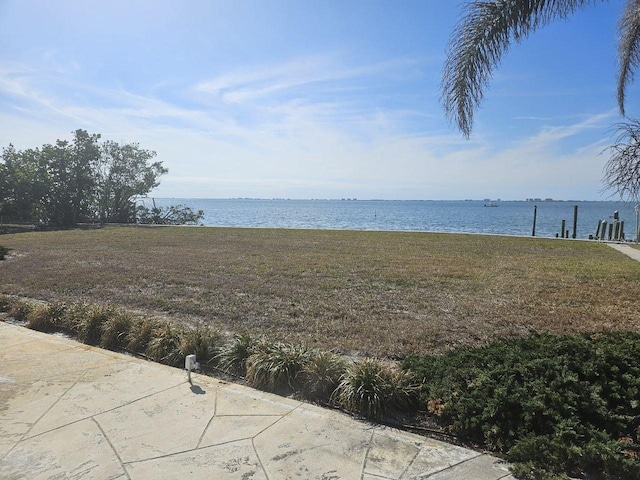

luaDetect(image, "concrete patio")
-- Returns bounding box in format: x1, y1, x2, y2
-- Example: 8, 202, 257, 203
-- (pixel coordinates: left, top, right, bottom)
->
0, 322, 513, 479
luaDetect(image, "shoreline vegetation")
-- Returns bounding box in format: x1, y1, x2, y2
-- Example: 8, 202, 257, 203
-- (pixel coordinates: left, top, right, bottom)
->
2, 225, 640, 478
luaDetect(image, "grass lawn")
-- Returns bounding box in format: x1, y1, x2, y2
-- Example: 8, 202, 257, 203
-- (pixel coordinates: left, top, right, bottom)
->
1, 225, 639, 358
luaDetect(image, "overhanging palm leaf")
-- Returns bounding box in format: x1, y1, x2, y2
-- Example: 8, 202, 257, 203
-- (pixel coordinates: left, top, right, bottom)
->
618, 0, 640, 115
442, 0, 609, 138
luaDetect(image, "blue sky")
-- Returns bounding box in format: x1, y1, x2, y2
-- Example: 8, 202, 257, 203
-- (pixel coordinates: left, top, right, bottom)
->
0, 0, 633, 200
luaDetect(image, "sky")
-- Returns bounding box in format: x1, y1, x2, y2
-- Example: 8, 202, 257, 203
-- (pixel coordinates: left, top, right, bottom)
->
0, 0, 634, 200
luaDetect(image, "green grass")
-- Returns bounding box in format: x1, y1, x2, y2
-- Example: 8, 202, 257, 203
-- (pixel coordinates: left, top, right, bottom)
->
1, 225, 639, 357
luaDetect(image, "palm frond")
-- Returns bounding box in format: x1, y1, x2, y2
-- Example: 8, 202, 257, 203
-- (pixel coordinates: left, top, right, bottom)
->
442, 0, 598, 138
618, 0, 640, 116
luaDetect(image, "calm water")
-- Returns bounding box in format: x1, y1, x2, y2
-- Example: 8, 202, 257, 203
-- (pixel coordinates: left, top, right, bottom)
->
150, 198, 640, 240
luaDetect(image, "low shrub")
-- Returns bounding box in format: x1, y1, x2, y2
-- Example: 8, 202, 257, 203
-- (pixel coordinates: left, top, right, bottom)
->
100, 310, 134, 351
146, 323, 183, 367
333, 358, 418, 421
402, 332, 640, 479
0, 246, 10, 260
246, 342, 311, 393
217, 334, 258, 376
179, 324, 220, 365
299, 351, 347, 402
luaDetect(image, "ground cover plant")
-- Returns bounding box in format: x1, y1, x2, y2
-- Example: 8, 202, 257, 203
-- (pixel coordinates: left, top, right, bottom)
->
1, 226, 639, 357
402, 332, 640, 479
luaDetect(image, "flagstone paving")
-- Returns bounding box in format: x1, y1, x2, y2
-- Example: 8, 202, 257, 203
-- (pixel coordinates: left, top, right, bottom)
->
0, 322, 514, 479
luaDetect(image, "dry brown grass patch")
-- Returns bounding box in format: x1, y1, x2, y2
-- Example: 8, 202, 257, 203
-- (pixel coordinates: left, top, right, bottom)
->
1, 226, 639, 357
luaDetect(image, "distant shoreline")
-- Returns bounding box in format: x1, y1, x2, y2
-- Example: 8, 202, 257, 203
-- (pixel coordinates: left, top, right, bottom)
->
146, 198, 639, 240
152, 197, 629, 203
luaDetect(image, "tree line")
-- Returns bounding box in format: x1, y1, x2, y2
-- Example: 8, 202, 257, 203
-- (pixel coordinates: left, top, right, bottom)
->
0, 129, 202, 226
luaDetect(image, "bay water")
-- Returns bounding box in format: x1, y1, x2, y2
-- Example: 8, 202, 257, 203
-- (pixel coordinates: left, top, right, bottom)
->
150, 198, 640, 240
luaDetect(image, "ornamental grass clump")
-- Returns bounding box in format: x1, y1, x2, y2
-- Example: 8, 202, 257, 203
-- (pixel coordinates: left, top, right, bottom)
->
7, 298, 34, 322
217, 334, 258, 376
127, 318, 159, 355
333, 358, 418, 421
100, 310, 134, 351
27, 301, 69, 333
246, 342, 311, 394
179, 324, 220, 366
25, 303, 57, 332
0, 294, 11, 312
59, 302, 88, 334
77, 304, 113, 346
299, 350, 347, 403
146, 323, 183, 367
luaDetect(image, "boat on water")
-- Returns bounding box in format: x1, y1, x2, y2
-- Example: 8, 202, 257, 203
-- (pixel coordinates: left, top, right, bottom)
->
484, 201, 499, 207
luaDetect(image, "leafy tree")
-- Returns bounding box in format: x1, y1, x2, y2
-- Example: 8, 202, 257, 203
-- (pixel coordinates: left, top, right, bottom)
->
0, 157, 6, 219
97, 141, 167, 223
1, 130, 174, 226
69, 130, 102, 223
40, 130, 101, 226
441, 1, 640, 198
0, 145, 49, 222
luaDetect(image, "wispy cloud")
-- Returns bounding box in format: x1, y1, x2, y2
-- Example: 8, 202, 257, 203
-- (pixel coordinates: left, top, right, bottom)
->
193, 54, 423, 105
529, 112, 613, 142
0, 53, 615, 201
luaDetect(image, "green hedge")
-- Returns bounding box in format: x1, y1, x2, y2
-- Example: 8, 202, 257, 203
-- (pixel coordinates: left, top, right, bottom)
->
402, 332, 640, 479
